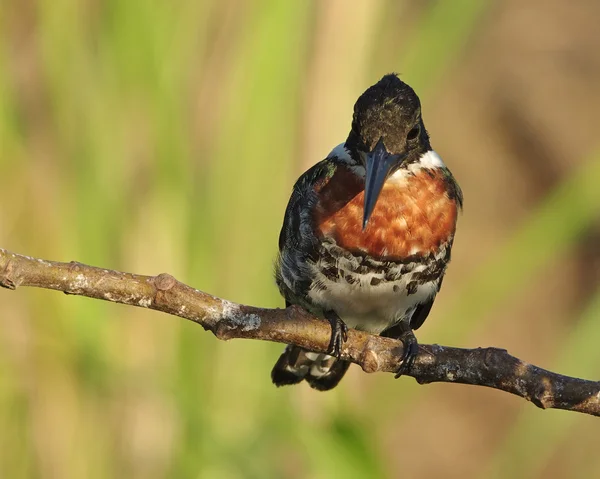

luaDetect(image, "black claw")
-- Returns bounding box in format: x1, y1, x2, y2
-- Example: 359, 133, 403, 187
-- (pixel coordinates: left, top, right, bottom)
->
325, 311, 348, 359
394, 327, 419, 378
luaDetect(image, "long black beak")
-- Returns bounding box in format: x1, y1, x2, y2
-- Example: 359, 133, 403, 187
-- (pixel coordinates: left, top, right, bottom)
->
363, 138, 405, 229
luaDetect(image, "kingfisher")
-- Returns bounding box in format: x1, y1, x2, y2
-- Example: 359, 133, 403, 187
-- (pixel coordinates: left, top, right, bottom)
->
271, 74, 462, 391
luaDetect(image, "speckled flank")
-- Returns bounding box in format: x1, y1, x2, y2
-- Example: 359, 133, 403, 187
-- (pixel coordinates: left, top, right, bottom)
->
315, 166, 458, 260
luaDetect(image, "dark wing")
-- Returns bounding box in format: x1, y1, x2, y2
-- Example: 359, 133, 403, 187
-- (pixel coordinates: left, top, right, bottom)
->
408, 297, 435, 330
272, 160, 351, 391
275, 159, 337, 304
278, 159, 336, 252
380, 296, 435, 339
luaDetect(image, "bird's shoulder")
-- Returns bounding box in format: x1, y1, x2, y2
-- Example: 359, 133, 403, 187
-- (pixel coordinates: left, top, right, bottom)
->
278, 151, 350, 251
438, 166, 463, 210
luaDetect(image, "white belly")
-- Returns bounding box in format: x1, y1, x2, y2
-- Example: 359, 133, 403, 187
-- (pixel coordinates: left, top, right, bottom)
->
307, 262, 438, 334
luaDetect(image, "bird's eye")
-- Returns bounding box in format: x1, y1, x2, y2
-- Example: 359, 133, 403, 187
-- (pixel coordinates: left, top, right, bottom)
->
407, 125, 420, 141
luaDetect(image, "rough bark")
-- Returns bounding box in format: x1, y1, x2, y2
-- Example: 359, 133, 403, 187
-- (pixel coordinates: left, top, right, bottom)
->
1, 247, 598, 416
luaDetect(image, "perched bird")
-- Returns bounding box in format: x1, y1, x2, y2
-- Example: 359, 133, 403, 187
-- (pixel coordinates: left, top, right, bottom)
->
271, 74, 462, 391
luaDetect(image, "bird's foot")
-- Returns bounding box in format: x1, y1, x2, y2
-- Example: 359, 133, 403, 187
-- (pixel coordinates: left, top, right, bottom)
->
324, 311, 348, 359
394, 327, 418, 378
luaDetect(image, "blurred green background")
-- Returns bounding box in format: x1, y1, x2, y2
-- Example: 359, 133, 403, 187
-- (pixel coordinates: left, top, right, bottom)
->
1, 1, 599, 478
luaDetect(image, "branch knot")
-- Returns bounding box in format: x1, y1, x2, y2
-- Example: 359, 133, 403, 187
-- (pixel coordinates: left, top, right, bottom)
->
0, 259, 18, 290
155, 273, 176, 291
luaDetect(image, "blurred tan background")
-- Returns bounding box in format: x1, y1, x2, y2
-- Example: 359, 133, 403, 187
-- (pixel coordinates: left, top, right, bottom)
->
1, 1, 599, 478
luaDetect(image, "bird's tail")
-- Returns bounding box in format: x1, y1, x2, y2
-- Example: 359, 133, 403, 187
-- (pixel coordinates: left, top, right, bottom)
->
271, 345, 350, 391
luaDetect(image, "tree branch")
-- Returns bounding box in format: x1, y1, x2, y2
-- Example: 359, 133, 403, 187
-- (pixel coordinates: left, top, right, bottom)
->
1, 247, 598, 417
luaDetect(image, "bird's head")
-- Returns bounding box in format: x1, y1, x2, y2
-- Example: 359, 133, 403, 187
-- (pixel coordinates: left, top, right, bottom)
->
346, 74, 430, 229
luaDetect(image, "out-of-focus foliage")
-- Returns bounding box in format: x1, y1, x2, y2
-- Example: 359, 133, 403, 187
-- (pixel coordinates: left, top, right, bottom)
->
0, 1, 598, 478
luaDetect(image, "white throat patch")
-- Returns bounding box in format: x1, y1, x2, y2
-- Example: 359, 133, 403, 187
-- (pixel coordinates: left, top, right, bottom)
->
328, 144, 445, 181
417, 150, 446, 169
388, 149, 446, 183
